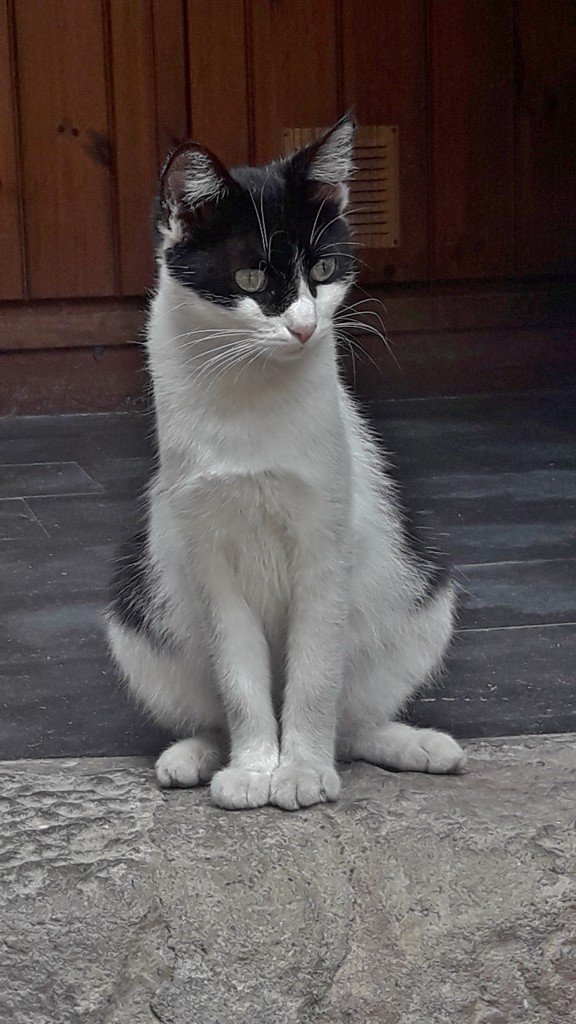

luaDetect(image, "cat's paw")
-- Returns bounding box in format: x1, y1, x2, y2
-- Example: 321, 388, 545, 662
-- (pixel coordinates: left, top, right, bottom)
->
156, 736, 223, 788
388, 727, 466, 774
356, 724, 466, 774
210, 768, 272, 810
411, 729, 467, 774
270, 762, 341, 811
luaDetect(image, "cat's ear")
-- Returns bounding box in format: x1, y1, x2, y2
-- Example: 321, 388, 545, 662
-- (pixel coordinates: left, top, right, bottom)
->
158, 142, 233, 240
292, 113, 356, 210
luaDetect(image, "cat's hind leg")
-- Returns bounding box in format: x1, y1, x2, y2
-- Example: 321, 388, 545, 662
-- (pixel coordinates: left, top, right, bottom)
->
338, 584, 467, 774
106, 615, 228, 788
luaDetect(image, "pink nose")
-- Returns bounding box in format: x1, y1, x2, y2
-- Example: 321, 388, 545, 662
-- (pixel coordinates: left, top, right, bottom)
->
288, 322, 316, 345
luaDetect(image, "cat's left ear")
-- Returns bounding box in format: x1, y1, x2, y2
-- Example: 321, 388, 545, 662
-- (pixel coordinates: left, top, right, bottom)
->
158, 142, 234, 240
292, 112, 356, 210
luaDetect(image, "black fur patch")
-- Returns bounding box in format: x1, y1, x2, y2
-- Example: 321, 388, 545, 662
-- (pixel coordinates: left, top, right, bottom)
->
109, 524, 171, 649
163, 160, 356, 315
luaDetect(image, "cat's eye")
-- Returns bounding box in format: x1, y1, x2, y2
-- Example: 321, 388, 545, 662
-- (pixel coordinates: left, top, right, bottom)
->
310, 257, 336, 283
235, 268, 267, 293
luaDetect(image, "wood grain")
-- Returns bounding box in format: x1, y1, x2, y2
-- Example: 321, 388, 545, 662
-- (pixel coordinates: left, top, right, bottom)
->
186, 0, 249, 166
14, 0, 115, 298
0, 298, 145, 351
0, 344, 146, 414
152, 0, 189, 164
108, 0, 157, 295
430, 0, 515, 279
340, 0, 429, 282
515, 0, 576, 275
250, 0, 339, 165
0, 0, 24, 299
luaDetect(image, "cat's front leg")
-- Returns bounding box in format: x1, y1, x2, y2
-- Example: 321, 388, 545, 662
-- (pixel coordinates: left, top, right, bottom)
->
271, 555, 347, 811
200, 562, 279, 810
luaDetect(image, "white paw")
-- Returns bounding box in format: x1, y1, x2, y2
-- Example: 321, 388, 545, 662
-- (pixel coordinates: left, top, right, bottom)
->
210, 768, 272, 810
349, 723, 467, 775
395, 728, 467, 774
155, 737, 223, 788
270, 763, 341, 811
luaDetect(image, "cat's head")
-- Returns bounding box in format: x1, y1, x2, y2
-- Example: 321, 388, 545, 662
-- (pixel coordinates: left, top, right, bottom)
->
156, 114, 356, 359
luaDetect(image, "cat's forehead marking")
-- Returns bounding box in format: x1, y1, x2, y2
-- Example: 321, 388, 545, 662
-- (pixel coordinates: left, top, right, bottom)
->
163, 153, 355, 312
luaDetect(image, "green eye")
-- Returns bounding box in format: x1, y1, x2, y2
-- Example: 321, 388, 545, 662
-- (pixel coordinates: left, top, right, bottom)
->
310, 257, 336, 283
235, 268, 267, 293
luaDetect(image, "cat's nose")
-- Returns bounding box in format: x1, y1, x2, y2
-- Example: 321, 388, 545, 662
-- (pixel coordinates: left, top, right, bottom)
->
288, 322, 316, 345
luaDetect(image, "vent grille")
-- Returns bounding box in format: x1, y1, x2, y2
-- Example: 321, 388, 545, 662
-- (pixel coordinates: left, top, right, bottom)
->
282, 124, 400, 249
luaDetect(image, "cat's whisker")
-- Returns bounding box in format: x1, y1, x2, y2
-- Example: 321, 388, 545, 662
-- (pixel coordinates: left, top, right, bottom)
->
336, 319, 389, 343
248, 186, 268, 256
203, 348, 260, 395
261, 171, 271, 259
313, 207, 363, 247
173, 335, 248, 355
231, 348, 264, 388
352, 283, 389, 317
336, 303, 388, 335
153, 299, 196, 322
334, 330, 386, 379
335, 320, 401, 372
181, 342, 252, 370
318, 238, 364, 248
340, 336, 358, 391
309, 192, 331, 247
312, 212, 346, 247
336, 302, 387, 328
171, 328, 248, 348
186, 341, 255, 372
193, 353, 254, 390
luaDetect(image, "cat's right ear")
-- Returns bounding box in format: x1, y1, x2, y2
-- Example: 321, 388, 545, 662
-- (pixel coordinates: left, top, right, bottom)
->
158, 142, 233, 241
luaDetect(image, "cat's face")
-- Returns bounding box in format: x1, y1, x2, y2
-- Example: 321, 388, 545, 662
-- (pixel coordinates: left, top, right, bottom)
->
157, 115, 356, 360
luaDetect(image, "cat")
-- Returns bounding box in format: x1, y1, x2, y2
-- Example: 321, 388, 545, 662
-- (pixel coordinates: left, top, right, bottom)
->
106, 113, 466, 811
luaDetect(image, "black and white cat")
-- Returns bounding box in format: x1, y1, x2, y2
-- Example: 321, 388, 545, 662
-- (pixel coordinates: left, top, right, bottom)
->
106, 115, 465, 811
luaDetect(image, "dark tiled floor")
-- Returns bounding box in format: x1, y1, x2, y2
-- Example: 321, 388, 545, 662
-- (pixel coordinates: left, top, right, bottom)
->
1, 389, 575, 759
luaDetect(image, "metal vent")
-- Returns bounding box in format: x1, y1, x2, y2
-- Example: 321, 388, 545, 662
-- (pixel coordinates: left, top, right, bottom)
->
282, 124, 400, 249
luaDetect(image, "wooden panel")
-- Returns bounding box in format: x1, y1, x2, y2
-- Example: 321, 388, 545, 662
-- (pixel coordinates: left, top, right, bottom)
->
14, 0, 115, 299
109, 0, 157, 295
0, 345, 146, 415
515, 0, 576, 275
342, 327, 576, 400
430, 0, 515, 280
365, 280, 576, 333
340, 0, 429, 281
250, 0, 339, 164
186, 0, 249, 167
4, 320, 572, 413
0, 298, 144, 351
152, 0, 188, 163
0, 0, 24, 299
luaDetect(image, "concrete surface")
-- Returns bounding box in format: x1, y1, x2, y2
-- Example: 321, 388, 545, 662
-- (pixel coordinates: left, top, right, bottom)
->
2, 735, 575, 1024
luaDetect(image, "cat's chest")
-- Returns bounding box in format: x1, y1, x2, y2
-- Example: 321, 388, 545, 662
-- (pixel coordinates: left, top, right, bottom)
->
192, 470, 304, 546
202, 472, 298, 609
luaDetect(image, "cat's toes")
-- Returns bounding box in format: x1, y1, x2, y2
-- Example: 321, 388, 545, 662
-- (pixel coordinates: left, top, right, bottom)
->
156, 737, 223, 788
210, 768, 272, 810
420, 733, 469, 770
270, 763, 341, 811
397, 729, 467, 774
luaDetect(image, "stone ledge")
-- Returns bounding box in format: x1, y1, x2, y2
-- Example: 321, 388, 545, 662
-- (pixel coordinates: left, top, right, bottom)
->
2, 734, 575, 1024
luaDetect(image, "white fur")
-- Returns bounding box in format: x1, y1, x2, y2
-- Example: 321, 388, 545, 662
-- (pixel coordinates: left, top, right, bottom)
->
107, 268, 465, 810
